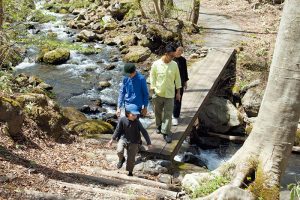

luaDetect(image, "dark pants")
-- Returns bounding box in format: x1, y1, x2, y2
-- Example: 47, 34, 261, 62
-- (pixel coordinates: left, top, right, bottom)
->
173, 87, 184, 118
117, 139, 139, 172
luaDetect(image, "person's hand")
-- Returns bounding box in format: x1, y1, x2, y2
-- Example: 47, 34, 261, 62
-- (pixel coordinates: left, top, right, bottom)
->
147, 144, 152, 150
106, 139, 113, 148
184, 82, 188, 90
141, 108, 147, 117
176, 92, 181, 101
116, 108, 121, 117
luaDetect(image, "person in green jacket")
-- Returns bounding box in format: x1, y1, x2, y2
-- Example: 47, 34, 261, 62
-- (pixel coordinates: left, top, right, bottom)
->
150, 43, 182, 143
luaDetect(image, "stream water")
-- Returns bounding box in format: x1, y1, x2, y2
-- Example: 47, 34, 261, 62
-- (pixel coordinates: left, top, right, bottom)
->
14, 1, 300, 196
15, 1, 124, 118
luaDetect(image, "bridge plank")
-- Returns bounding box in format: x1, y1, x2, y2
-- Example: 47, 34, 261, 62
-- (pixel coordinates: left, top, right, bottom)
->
141, 48, 236, 160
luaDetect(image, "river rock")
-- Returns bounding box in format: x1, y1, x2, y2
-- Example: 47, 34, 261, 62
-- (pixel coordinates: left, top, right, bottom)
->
37, 82, 53, 91
188, 53, 200, 60
67, 119, 114, 135
43, 48, 70, 64
0, 97, 24, 137
199, 97, 242, 133
108, 2, 130, 21
123, 46, 151, 63
28, 75, 43, 85
182, 153, 207, 168
97, 81, 111, 90
102, 15, 118, 31
72, 8, 87, 15
241, 87, 264, 117
158, 174, 172, 184
104, 64, 116, 70
62, 107, 87, 122
76, 30, 97, 42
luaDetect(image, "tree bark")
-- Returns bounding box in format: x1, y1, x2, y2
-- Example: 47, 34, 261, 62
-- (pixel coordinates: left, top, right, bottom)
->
136, 0, 146, 18
160, 0, 164, 13
183, 0, 300, 198
153, 0, 162, 24
192, 0, 200, 25
0, 0, 3, 29
166, 0, 174, 7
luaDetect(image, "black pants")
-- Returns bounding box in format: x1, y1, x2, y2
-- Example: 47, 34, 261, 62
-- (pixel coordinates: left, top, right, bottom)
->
173, 87, 184, 118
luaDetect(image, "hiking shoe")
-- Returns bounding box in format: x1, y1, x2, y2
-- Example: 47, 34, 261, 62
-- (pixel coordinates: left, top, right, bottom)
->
128, 171, 133, 176
156, 126, 161, 134
163, 134, 172, 143
172, 118, 178, 126
116, 157, 125, 169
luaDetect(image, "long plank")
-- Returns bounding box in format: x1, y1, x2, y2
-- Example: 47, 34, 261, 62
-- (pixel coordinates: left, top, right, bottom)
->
141, 48, 236, 159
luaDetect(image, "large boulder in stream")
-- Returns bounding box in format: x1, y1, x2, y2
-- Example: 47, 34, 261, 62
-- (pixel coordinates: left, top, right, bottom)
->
199, 97, 242, 133
241, 87, 264, 117
43, 48, 70, 64
62, 107, 87, 122
76, 30, 97, 42
123, 46, 151, 63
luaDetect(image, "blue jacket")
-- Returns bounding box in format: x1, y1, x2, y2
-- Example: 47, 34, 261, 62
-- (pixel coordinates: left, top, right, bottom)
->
117, 71, 149, 110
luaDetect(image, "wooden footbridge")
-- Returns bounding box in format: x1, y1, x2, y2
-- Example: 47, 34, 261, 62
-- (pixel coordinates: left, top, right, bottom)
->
141, 48, 236, 160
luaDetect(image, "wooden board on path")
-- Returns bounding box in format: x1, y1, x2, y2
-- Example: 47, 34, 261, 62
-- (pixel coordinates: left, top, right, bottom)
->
141, 48, 236, 160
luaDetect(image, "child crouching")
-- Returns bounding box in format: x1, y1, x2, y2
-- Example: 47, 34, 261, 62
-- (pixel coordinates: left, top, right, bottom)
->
107, 104, 152, 176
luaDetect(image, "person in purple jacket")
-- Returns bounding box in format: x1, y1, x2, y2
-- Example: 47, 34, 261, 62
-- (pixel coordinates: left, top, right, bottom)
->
116, 63, 149, 117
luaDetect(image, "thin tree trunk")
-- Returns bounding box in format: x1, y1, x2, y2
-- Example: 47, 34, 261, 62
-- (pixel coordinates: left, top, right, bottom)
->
183, 0, 300, 198
153, 0, 162, 24
136, 0, 146, 18
0, 0, 3, 29
192, 0, 200, 25
166, 0, 174, 7
160, 0, 164, 13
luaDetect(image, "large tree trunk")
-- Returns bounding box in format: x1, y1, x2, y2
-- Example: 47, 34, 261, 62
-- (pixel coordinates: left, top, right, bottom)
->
136, 0, 146, 18
153, 0, 162, 24
183, 0, 300, 199
0, 0, 3, 29
192, 0, 200, 25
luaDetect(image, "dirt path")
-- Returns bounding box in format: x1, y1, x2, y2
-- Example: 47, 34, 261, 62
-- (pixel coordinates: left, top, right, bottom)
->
174, 0, 243, 48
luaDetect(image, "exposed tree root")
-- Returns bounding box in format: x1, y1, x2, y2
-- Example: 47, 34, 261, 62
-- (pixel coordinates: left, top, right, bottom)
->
197, 185, 255, 200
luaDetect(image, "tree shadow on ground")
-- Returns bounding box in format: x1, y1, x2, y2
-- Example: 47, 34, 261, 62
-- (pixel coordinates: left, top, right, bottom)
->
0, 145, 124, 187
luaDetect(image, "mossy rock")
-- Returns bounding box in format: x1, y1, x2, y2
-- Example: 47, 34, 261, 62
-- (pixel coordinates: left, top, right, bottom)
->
0, 46, 24, 68
43, 48, 70, 64
68, 120, 114, 136
29, 10, 56, 23
0, 96, 24, 136
59, 8, 69, 14
16, 93, 49, 108
47, 32, 58, 38
62, 107, 87, 122
123, 46, 151, 63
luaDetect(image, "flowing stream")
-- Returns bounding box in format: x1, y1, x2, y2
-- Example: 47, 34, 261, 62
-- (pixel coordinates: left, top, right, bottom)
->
14, 1, 300, 195
15, 1, 124, 118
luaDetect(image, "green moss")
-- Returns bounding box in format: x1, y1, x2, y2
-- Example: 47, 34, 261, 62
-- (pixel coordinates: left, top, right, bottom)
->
245, 124, 253, 135
0, 96, 21, 108
248, 164, 280, 200
30, 10, 56, 23
192, 175, 231, 198
70, 120, 114, 136
17, 36, 101, 55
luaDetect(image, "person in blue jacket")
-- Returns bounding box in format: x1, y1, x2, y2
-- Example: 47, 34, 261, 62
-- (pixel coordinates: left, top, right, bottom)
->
116, 63, 149, 117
